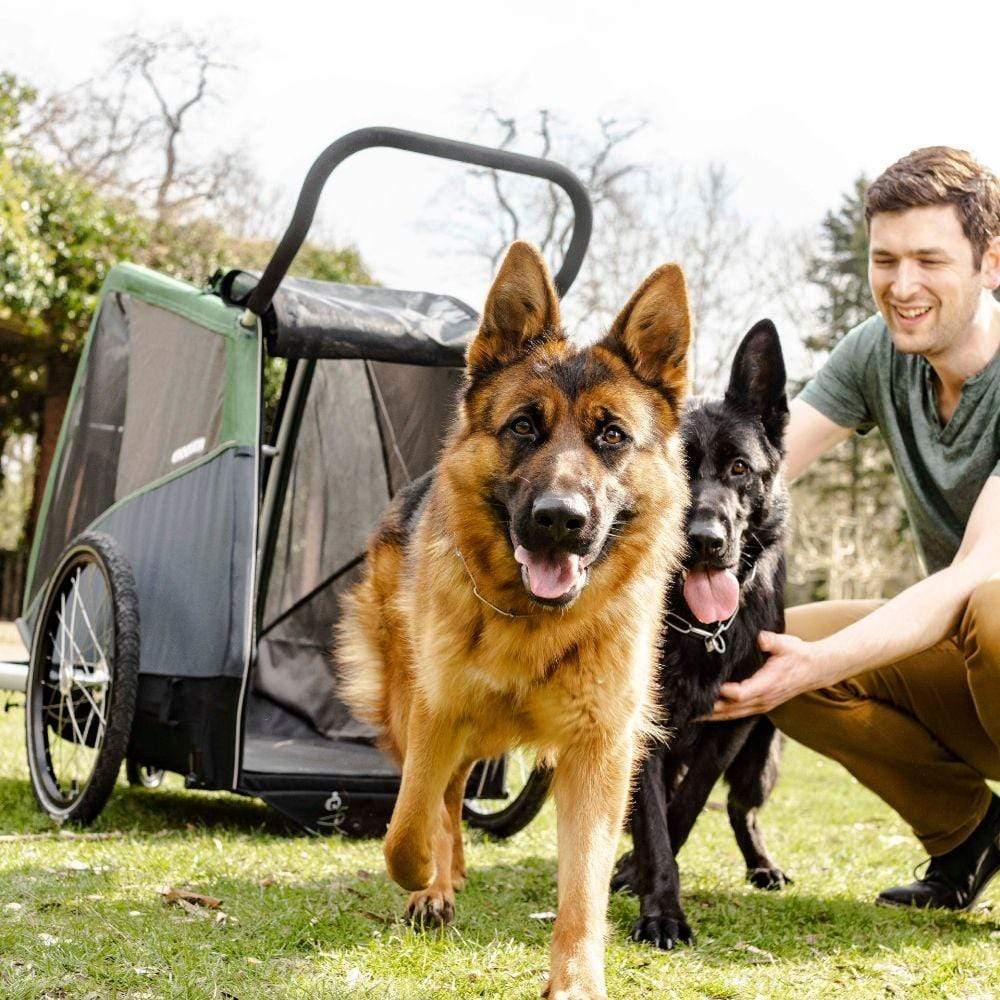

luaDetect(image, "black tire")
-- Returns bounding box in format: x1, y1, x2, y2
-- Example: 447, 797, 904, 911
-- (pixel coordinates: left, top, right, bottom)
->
462, 758, 553, 838
125, 760, 164, 788
25, 532, 140, 825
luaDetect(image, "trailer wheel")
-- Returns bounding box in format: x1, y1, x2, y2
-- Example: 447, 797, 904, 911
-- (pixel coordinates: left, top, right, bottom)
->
462, 750, 553, 838
126, 761, 164, 788
26, 532, 140, 825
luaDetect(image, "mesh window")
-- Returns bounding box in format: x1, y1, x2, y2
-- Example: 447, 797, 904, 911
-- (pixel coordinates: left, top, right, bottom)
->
31, 293, 229, 605
263, 360, 390, 628
257, 358, 462, 736
114, 299, 225, 497
31, 294, 130, 603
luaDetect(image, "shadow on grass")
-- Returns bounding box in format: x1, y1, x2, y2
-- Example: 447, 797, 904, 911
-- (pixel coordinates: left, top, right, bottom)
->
0, 776, 300, 838
4, 850, 999, 989
330, 855, 1000, 964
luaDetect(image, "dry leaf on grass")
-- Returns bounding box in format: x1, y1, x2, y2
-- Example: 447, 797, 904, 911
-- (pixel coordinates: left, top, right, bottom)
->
734, 942, 776, 964
175, 899, 215, 920
160, 888, 222, 909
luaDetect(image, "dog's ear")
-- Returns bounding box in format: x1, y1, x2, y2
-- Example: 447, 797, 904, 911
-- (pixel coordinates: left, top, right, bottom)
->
466, 241, 562, 379
606, 263, 691, 404
724, 319, 789, 446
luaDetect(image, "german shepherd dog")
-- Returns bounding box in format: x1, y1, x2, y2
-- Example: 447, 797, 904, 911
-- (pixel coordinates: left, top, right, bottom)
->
611, 321, 791, 950
337, 241, 691, 999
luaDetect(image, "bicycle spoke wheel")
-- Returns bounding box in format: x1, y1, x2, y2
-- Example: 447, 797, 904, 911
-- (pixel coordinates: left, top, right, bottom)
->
462, 748, 552, 838
26, 533, 140, 825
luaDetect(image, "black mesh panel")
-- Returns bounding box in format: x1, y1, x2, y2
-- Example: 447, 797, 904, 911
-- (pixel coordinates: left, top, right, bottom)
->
31, 294, 130, 604
257, 359, 462, 736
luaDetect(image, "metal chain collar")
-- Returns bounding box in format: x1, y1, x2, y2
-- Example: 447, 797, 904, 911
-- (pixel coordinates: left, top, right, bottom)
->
665, 564, 758, 655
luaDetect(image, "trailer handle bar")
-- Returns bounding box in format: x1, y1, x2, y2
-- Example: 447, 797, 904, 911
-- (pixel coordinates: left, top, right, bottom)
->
243, 126, 593, 321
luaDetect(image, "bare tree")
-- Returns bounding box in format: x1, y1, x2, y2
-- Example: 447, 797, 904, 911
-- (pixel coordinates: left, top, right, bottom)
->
422, 108, 658, 339
436, 107, 787, 392
21, 30, 270, 236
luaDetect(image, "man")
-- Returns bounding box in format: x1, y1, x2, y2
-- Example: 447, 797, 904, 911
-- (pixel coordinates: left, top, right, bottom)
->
710, 146, 1000, 910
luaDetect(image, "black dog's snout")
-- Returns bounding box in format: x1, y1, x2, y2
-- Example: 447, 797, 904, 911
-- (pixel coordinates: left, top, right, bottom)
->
689, 518, 726, 559
531, 492, 589, 544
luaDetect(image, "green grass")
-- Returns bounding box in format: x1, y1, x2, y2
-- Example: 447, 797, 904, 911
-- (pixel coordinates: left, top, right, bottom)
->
2, 703, 999, 999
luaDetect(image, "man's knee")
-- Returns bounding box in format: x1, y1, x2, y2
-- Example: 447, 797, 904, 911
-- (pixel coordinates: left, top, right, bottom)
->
962, 579, 1000, 665
786, 599, 884, 642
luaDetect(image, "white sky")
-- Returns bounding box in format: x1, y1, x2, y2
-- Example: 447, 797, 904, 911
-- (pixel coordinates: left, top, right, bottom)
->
2, 0, 998, 369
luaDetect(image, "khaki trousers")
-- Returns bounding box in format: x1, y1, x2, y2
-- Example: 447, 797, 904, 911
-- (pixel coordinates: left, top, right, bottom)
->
769, 579, 1000, 855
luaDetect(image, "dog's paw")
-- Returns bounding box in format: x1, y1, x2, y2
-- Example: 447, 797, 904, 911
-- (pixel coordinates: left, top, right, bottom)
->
747, 866, 792, 891
405, 887, 455, 928
610, 852, 637, 895
630, 914, 693, 950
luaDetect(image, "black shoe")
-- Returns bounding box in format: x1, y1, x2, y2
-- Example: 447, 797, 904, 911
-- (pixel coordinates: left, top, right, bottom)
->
877, 795, 1000, 911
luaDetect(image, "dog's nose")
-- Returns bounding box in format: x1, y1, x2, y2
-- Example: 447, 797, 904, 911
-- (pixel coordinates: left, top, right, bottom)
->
531, 492, 590, 543
689, 519, 726, 560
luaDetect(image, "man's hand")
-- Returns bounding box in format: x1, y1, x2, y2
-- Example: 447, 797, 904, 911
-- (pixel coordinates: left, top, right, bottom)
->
708, 631, 833, 720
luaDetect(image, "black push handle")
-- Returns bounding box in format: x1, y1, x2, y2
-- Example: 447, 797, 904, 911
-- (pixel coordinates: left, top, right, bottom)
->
244, 126, 593, 317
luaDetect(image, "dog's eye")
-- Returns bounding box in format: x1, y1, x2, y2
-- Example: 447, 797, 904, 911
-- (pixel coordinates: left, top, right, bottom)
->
730, 458, 749, 476
510, 416, 536, 438
599, 425, 627, 447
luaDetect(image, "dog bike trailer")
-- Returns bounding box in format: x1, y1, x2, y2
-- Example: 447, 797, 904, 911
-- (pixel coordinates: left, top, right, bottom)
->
13, 126, 590, 838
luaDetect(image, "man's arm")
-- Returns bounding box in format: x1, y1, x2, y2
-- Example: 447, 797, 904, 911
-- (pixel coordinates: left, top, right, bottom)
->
783, 398, 853, 482
709, 475, 1000, 719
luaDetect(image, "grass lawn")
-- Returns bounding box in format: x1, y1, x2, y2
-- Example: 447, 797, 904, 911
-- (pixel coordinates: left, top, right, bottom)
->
1, 690, 999, 998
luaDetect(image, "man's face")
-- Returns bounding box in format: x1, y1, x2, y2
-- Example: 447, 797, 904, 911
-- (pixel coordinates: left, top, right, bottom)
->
868, 204, 982, 357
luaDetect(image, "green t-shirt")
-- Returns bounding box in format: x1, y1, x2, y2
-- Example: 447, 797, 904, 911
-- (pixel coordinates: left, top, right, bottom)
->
797, 314, 1000, 574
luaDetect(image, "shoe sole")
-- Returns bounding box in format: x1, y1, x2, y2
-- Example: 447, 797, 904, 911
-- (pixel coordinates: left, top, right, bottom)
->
875, 888, 984, 913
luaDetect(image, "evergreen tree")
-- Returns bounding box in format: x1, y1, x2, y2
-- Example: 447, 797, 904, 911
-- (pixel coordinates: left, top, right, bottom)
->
788, 176, 919, 601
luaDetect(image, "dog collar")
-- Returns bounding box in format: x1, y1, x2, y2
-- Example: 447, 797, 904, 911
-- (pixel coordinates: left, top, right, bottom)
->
453, 547, 538, 618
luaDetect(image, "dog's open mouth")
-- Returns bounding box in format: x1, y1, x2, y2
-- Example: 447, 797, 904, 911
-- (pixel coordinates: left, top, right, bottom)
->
513, 545, 597, 603
682, 567, 740, 624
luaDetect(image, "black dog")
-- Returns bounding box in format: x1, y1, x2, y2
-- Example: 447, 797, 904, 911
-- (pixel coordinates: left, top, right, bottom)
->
613, 319, 791, 949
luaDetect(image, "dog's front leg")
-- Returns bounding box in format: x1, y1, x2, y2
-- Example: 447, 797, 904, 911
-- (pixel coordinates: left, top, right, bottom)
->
384, 698, 467, 892
630, 748, 691, 949
547, 738, 635, 1000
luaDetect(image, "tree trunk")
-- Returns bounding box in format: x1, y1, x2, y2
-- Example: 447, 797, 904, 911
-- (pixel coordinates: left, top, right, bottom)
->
24, 354, 76, 553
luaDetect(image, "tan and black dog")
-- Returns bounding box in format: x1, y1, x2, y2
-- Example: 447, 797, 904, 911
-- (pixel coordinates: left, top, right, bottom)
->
337, 241, 691, 999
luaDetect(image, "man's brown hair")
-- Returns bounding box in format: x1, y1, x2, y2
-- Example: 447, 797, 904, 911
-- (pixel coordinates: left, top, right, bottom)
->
865, 146, 1000, 267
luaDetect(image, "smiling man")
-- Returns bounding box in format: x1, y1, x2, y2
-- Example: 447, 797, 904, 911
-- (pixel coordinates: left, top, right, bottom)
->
710, 146, 1000, 909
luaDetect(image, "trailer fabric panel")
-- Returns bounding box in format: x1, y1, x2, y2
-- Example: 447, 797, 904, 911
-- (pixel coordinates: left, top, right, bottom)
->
114, 299, 227, 498
256, 559, 369, 738
92, 447, 254, 679
218, 269, 476, 366
28, 291, 239, 611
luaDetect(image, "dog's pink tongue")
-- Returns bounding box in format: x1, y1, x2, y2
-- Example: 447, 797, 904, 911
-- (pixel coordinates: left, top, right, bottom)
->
514, 546, 582, 599
683, 569, 740, 624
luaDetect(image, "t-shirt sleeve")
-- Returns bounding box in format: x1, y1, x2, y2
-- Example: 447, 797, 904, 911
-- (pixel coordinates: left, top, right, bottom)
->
796, 319, 880, 432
